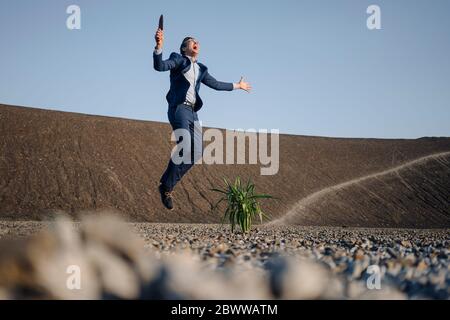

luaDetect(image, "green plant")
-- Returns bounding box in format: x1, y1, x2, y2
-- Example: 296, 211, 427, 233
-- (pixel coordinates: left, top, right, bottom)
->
211, 177, 273, 233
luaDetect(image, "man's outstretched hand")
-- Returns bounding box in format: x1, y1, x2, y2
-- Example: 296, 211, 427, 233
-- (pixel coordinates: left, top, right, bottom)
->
235, 77, 252, 93
155, 28, 164, 50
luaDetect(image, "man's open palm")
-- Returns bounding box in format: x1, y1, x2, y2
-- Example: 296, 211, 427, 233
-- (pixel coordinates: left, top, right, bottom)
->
238, 77, 252, 93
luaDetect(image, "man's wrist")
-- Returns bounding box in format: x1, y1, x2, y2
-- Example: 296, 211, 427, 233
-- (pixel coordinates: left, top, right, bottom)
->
233, 83, 240, 90
154, 46, 163, 55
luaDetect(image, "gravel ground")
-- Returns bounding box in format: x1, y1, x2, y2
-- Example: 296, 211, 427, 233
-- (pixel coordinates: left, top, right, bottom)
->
0, 221, 448, 299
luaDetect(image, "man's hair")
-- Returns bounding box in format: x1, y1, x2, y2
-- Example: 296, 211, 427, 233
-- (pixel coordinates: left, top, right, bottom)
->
180, 37, 194, 55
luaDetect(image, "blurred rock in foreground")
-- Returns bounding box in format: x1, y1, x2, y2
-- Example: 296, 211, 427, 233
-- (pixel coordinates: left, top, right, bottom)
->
0, 214, 408, 299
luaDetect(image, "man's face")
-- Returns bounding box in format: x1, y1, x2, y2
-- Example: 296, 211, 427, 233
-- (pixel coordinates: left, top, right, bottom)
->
185, 38, 200, 56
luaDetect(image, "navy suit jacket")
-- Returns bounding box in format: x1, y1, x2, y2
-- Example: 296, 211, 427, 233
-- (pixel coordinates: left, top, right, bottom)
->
153, 51, 233, 112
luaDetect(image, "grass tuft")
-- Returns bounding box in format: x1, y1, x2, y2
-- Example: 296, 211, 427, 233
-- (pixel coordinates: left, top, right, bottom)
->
211, 176, 273, 233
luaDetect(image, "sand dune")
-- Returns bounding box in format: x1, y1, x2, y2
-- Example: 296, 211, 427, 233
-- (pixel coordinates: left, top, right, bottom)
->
0, 103, 449, 227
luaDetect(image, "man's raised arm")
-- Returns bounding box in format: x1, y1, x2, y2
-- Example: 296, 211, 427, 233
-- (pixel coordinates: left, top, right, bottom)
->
153, 28, 180, 72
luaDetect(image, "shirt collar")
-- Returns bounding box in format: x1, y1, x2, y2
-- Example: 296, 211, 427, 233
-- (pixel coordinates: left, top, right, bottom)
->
186, 55, 198, 64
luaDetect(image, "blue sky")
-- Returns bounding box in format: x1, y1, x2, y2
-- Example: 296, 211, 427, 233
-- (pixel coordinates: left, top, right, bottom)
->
0, 0, 449, 138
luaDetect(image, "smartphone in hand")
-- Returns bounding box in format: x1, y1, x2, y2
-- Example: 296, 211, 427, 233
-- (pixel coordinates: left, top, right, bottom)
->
158, 14, 164, 30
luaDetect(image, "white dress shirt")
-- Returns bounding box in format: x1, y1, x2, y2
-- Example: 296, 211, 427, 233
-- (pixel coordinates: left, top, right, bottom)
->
154, 48, 200, 105
183, 55, 200, 105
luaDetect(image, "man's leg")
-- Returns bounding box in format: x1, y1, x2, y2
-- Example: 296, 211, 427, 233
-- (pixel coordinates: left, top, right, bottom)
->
159, 139, 194, 190
159, 105, 198, 191
175, 114, 202, 181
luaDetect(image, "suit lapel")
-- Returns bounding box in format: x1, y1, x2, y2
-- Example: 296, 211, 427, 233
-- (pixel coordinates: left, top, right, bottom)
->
180, 56, 208, 84
181, 56, 191, 74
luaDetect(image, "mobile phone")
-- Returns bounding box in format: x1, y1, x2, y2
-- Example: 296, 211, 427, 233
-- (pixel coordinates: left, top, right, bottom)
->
158, 14, 164, 30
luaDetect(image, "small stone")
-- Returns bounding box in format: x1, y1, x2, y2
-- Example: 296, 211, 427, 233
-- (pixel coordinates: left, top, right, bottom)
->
437, 252, 448, 260
403, 254, 417, 267
324, 247, 334, 256
354, 249, 365, 260
211, 243, 229, 255
386, 261, 402, 277
351, 263, 364, 279
387, 248, 397, 258
401, 240, 412, 248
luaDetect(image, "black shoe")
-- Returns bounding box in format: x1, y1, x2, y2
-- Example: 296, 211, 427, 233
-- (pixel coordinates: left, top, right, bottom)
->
158, 184, 174, 210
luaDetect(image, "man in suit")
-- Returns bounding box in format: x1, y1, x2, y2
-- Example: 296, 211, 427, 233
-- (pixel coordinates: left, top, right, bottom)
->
154, 27, 251, 210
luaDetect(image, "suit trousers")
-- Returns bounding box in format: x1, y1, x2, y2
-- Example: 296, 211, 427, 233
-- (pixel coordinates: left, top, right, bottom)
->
159, 104, 203, 191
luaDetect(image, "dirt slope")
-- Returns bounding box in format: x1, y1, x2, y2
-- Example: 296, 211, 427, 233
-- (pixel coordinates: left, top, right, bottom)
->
275, 152, 450, 227
0, 103, 449, 227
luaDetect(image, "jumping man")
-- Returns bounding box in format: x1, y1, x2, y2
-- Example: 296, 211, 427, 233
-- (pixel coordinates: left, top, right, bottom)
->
154, 26, 252, 210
